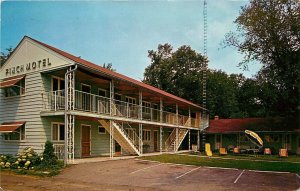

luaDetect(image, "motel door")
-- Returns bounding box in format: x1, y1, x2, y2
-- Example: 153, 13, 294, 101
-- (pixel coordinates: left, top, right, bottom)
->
81, 125, 91, 157
154, 131, 158, 151
82, 84, 91, 111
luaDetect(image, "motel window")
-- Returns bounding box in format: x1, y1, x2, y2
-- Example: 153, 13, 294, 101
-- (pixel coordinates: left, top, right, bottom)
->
125, 96, 136, 105
4, 78, 25, 97
98, 125, 106, 134
142, 101, 151, 113
98, 89, 107, 97
143, 130, 151, 141
4, 125, 26, 141
52, 76, 65, 92
52, 123, 65, 141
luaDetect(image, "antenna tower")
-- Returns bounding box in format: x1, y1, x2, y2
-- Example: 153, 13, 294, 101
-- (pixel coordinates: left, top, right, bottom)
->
201, 0, 208, 151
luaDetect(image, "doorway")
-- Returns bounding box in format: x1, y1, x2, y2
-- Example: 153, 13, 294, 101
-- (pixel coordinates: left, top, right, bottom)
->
81, 125, 91, 157
154, 131, 158, 151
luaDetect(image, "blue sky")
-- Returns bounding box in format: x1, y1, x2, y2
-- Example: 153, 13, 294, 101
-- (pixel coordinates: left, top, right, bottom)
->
1, 0, 261, 80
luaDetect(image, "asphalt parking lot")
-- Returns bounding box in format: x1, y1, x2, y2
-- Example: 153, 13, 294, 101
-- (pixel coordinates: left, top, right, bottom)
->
1, 158, 300, 191
56, 158, 300, 191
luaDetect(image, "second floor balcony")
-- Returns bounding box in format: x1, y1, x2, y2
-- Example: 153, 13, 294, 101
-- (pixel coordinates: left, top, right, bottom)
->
41, 90, 208, 129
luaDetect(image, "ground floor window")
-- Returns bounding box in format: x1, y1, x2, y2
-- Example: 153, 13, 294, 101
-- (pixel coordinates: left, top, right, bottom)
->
4, 125, 25, 141
143, 130, 151, 141
52, 123, 65, 141
98, 125, 106, 134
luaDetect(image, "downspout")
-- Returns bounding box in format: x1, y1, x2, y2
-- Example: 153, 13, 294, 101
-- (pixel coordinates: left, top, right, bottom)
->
64, 64, 78, 165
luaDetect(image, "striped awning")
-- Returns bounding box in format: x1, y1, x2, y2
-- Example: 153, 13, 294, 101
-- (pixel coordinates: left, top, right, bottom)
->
0, 121, 25, 133
0, 75, 25, 88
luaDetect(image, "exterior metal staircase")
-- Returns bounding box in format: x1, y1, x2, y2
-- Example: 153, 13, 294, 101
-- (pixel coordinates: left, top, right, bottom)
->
98, 119, 142, 156
165, 128, 189, 152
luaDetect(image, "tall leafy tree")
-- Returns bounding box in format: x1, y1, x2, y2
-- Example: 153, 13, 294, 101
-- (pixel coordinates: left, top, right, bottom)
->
224, 0, 300, 116
144, 44, 207, 104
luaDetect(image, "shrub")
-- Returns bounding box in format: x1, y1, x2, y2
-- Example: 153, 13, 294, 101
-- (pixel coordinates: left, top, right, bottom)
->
39, 141, 58, 168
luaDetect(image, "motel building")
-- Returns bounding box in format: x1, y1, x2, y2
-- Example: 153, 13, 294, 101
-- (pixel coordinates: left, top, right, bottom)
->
0, 36, 209, 163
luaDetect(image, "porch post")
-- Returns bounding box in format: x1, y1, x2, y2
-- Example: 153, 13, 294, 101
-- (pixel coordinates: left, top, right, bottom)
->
109, 80, 115, 158
160, 98, 163, 153
139, 90, 143, 154
188, 129, 191, 151
188, 108, 191, 127
197, 130, 200, 152
64, 65, 77, 165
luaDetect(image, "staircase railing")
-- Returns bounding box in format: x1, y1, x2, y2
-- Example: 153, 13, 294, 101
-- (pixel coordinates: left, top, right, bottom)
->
165, 128, 177, 151
114, 121, 143, 154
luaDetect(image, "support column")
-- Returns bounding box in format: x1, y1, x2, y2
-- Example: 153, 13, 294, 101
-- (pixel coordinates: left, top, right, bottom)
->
109, 80, 115, 158
197, 130, 200, 152
160, 98, 163, 152
64, 65, 77, 165
139, 91, 143, 154
188, 129, 191, 151
188, 108, 191, 127
175, 104, 178, 152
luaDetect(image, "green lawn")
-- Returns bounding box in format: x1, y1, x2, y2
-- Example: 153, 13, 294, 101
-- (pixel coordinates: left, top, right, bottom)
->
140, 154, 300, 173
183, 152, 300, 163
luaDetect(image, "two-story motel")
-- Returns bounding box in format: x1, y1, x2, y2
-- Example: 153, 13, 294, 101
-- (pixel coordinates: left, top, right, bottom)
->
0, 36, 209, 163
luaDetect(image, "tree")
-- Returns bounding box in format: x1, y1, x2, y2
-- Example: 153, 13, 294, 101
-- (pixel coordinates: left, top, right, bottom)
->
0, 47, 14, 67
143, 44, 258, 118
144, 43, 207, 104
224, 0, 300, 116
102, 63, 116, 72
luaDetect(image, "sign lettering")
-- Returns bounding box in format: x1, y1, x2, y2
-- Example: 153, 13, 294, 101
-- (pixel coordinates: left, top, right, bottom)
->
5, 58, 52, 76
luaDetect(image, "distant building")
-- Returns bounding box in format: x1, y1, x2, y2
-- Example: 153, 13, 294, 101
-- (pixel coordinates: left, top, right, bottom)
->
205, 116, 300, 154
0, 36, 209, 163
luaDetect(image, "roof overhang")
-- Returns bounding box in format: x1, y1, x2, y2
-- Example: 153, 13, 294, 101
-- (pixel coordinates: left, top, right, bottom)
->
0, 121, 25, 133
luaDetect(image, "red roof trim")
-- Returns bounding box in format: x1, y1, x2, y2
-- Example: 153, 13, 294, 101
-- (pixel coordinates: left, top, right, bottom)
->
0, 121, 25, 133
25, 36, 205, 110
0, 75, 25, 88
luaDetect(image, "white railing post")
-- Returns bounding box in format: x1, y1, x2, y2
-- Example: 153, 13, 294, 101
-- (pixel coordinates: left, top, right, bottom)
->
54, 91, 57, 111
109, 80, 114, 158
127, 102, 129, 118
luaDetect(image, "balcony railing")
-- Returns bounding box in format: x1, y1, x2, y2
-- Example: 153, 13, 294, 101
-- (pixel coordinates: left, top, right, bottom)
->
42, 90, 205, 128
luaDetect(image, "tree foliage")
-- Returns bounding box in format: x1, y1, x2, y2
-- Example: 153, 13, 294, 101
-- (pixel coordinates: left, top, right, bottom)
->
102, 63, 116, 72
144, 44, 267, 119
144, 43, 207, 104
0, 47, 14, 67
224, 0, 300, 116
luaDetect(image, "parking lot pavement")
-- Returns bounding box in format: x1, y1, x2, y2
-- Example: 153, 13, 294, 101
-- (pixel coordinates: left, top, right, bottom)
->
3, 158, 298, 191
53, 158, 300, 191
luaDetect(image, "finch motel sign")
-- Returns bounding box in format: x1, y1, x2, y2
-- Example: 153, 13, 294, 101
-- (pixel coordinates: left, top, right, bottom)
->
5, 58, 52, 77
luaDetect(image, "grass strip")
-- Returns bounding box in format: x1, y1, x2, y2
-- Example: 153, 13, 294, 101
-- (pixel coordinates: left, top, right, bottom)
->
141, 154, 300, 173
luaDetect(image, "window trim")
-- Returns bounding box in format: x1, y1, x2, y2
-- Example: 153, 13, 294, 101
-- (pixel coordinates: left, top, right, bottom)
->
98, 125, 106, 134
125, 96, 136, 104
3, 124, 26, 142
98, 88, 107, 97
142, 101, 151, 113
51, 122, 65, 142
51, 76, 65, 91
142, 129, 151, 141
81, 83, 91, 93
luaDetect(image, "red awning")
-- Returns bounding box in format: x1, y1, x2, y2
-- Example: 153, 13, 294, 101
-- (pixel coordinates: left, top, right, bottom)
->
0, 121, 25, 133
0, 75, 25, 88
